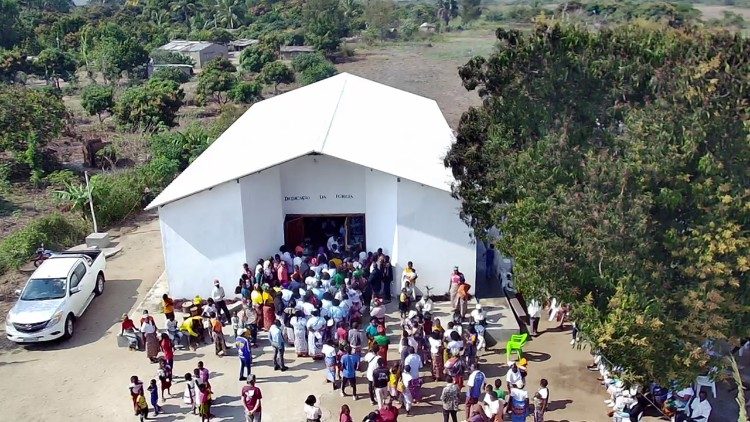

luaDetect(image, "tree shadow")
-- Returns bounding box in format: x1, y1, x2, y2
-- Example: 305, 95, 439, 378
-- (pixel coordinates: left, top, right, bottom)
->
546, 398, 573, 411
255, 374, 309, 383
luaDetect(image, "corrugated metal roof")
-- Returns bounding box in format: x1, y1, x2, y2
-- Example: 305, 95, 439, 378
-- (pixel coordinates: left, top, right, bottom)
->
160, 40, 218, 53
280, 46, 315, 53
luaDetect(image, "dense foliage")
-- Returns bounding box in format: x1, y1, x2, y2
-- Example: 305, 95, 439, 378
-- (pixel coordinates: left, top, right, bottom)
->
115, 78, 185, 131
448, 21, 750, 385
0, 85, 66, 163
196, 57, 237, 104
81, 84, 114, 122
260, 60, 294, 93
0, 213, 88, 273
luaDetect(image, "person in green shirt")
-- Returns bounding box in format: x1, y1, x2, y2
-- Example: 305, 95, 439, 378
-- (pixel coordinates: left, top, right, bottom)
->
332, 271, 346, 288
493, 379, 507, 400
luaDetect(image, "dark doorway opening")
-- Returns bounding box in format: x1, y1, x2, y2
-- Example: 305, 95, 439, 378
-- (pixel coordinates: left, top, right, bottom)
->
284, 214, 365, 256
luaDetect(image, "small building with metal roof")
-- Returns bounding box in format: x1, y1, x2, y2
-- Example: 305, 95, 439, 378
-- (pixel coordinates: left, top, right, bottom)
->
158, 40, 228, 69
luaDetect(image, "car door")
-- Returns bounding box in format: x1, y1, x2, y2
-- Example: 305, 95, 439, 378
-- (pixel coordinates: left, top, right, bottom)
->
68, 261, 87, 316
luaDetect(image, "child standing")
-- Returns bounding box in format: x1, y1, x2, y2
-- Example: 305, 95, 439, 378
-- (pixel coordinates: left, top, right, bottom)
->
148, 379, 162, 415
136, 389, 149, 421
183, 373, 196, 414
198, 383, 212, 421
398, 288, 409, 319
158, 359, 173, 399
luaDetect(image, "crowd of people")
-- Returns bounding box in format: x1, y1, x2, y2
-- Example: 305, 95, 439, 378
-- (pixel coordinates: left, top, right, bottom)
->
119, 240, 558, 421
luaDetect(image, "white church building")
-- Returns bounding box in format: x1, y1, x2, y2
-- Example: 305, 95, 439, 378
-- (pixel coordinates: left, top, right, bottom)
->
146, 73, 476, 298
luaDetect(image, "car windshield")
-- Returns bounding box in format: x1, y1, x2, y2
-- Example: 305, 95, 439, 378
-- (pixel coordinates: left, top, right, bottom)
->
20, 278, 67, 301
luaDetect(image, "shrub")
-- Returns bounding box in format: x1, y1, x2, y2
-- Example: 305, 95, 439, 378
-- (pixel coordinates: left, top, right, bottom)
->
260, 61, 295, 93
299, 62, 337, 85
44, 169, 79, 188
196, 58, 237, 104
151, 66, 191, 84
150, 124, 214, 171
0, 214, 88, 273
239, 44, 277, 73
229, 80, 262, 104
291, 52, 328, 72
81, 84, 114, 123
115, 78, 185, 131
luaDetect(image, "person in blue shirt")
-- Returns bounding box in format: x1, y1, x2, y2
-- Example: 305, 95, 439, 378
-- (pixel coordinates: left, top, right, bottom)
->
269, 320, 289, 371
340, 346, 361, 399
465, 368, 486, 421
147, 379, 162, 415
236, 330, 253, 381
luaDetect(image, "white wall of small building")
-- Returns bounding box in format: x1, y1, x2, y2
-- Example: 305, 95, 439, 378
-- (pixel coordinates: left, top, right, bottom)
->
158, 181, 247, 298
240, 167, 285, 269
395, 178, 476, 297
158, 154, 475, 299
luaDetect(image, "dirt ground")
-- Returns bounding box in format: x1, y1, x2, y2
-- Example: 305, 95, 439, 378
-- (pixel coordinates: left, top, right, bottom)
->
337, 30, 497, 129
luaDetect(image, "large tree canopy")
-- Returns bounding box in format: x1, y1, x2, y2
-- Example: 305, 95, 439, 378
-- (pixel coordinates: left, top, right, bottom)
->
447, 21, 749, 385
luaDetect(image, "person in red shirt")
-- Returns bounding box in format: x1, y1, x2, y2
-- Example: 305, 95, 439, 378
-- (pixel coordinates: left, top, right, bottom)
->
160, 332, 174, 369
241, 375, 262, 422
378, 398, 399, 422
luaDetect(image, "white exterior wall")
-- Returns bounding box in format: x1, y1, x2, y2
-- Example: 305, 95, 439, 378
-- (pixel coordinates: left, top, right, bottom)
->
159, 154, 475, 299
396, 179, 475, 297
158, 181, 246, 298
240, 167, 284, 266
278, 155, 365, 215
365, 169, 398, 258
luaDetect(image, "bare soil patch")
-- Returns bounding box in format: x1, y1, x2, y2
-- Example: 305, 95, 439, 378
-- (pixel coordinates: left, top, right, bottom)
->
336, 30, 497, 128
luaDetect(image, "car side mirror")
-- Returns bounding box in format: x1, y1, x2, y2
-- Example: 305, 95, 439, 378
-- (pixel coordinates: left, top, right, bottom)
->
14, 289, 21, 296
70, 286, 81, 294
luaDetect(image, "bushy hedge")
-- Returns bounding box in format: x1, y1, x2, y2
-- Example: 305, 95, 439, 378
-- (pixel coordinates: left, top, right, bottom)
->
0, 214, 88, 273
90, 158, 179, 228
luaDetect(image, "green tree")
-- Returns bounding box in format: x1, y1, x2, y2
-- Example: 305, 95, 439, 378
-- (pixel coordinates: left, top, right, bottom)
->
206, 0, 243, 29
149, 49, 195, 66
364, 0, 398, 39
151, 66, 191, 84
0, 85, 66, 169
35, 48, 77, 89
302, 0, 347, 53
239, 44, 277, 73
0, 48, 30, 82
436, 0, 459, 28
0, 0, 23, 49
197, 57, 237, 104
91, 24, 149, 83
81, 84, 114, 123
460, 0, 482, 23
299, 61, 337, 85
291, 52, 327, 72
115, 78, 184, 131
447, 22, 750, 385
228, 80, 262, 104
259, 61, 294, 94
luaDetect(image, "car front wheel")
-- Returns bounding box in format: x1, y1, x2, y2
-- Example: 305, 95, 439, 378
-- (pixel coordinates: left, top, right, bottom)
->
62, 315, 74, 340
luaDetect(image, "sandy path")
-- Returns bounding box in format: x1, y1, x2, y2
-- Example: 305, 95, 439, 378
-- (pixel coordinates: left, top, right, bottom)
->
0, 214, 164, 421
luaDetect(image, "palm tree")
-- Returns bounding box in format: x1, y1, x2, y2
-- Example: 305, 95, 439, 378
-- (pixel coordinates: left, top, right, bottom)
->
171, 0, 200, 29
208, 0, 242, 29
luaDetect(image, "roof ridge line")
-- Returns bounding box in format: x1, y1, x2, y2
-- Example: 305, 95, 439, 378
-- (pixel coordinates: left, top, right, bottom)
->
319, 77, 347, 151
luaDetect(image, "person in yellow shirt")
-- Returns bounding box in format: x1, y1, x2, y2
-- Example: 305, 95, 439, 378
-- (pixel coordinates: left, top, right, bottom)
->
162, 294, 175, 320
180, 316, 202, 351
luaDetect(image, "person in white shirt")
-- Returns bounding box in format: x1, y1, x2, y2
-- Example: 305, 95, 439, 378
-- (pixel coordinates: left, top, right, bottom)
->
526, 299, 542, 336
482, 384, 503, 420
676, 391, 711, 422
211, 279, 231, 324
505, 363, 523, 393
363, 346, 381, 406
303, 395, 322, 422
533, 379, 549, 421
404, 347, 422, 379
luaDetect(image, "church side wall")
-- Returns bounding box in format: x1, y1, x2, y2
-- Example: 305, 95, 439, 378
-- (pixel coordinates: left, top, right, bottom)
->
240, 168, 285, 268
158, 181, 246, 299
395, 179, 476, 298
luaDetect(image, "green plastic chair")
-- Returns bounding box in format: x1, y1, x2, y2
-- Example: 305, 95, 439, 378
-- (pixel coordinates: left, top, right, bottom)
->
506, 333, 528, 361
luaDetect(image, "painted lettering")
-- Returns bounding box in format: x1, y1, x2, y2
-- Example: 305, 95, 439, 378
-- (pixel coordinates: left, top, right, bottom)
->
284, 196, 310, 201
336, 194, 354, 199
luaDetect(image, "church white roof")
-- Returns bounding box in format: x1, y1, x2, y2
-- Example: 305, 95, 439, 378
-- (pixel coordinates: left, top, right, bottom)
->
146, 73, 456, 210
